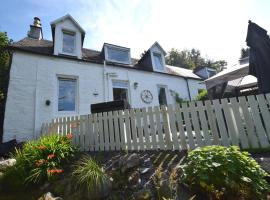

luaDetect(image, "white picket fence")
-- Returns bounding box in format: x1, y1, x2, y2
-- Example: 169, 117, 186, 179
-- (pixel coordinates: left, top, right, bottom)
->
41, 93, 270, 151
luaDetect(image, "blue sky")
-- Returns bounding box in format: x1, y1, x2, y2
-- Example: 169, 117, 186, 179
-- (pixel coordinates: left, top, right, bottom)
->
0, 0, 270, 65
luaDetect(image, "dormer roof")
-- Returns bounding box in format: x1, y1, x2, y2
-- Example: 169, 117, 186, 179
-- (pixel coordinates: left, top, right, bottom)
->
50, 14, 85, 45
149, 41, 166, 55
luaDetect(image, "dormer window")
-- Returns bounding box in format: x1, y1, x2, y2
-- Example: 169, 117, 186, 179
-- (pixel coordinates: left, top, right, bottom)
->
105, 44, 131, 64
153, 52, 164, 71
62, 31, 75, 54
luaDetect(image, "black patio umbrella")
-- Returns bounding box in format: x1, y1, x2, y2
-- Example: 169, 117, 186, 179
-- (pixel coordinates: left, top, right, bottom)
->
246, 21, 270, 93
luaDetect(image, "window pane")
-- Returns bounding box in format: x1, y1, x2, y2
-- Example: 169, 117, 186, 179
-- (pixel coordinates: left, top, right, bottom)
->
112, 80, 128, 88
58, 79, 76, 111
63, 32, 75, 53
153, 53, 164, 70
113, 88, 128, 102
107, 47, 129, 63
158, 87, 167, 105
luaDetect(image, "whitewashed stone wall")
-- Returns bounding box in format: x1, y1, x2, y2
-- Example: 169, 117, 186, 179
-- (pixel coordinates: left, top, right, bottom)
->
3, 52, 205, 142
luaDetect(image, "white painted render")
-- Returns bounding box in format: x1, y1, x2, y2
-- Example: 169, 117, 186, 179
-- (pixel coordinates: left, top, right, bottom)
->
3, 51, 205, 142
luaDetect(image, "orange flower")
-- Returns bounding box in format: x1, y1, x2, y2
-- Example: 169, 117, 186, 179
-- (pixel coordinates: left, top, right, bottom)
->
35, 159, 45, 167
47, 169, 64, 174
38, 145, 46, 150
47, 154, 55, 159
66, 133, 73, 139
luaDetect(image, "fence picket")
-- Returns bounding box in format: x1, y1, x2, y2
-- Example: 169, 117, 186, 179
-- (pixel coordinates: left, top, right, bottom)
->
135, 109, 144, 150
93, 113, 99, 151
66, 116, 71, 136
142, 108, 151, 150
167, 105, 180, 150
189, 102, 204, 147
221, 98, 239, 146
205, 100, 220, 145
247, 95, 270, 148
161, 106, 172, 150
154, 106, 165, 150
112, 111, 120, 150
238, 96, 259, 148
213, 99, 230, 146
182, 103, 196, 149
62, 117, 67, 135
229, 98, 249, 148
107, 111, 115, 150
98, 113, 105, 151
148, 107, 157, 150
256, 94, 270, 140
79, 115, 86, 151
103, 112, 110, 151
175, 104, 188, 150
124, 109, 132, 150
88, 114, 95, 151
118, 111, 126, 150
196, 101, 211, 145
130, 109, 138, 150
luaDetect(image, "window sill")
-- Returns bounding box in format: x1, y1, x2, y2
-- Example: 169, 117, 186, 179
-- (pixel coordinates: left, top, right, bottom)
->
59, 53, 78, 58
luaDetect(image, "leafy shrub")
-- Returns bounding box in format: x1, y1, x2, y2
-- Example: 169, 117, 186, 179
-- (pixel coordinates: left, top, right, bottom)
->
10, 133, 76, 184
180, 146, 269, 200
72, 156, 111, 198
196, 89, 208, 101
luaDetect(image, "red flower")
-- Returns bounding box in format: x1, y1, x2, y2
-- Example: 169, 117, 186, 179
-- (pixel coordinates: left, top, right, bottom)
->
47, 154, 55, 159
38, 145, 46, 150
47, 169, 64, 174
66, 133, 73, 139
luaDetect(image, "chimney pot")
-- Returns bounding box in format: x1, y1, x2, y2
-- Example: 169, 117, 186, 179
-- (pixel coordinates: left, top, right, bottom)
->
28, 17, 43, 40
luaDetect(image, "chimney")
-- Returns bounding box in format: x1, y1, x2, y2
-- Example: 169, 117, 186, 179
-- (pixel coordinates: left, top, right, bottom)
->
27, 17, 43, 40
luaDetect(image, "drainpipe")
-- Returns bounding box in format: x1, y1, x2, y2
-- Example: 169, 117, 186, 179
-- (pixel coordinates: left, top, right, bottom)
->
185, 78, 191, 101
103, 60, 106, 102
33, 61, 39, 139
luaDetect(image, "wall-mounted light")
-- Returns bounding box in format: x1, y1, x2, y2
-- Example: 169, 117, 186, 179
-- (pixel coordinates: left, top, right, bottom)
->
169, 89, 176, 96
45, 100, 51, 106
134, 82, 138, 89
93, 89, 99, 97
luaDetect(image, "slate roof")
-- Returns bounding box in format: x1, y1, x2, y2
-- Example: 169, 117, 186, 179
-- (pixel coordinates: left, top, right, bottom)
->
9, 37, 202, 80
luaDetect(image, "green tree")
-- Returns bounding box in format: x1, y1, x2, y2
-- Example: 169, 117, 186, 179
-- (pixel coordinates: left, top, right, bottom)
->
240, 47, 249, 59
166, 48, 226, 71
0, 32, 12, 142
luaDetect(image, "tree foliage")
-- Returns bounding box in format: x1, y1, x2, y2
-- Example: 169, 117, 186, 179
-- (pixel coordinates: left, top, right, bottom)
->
165, 48, 227, 71
0, 31, 12, 142
240, 47, 249, 59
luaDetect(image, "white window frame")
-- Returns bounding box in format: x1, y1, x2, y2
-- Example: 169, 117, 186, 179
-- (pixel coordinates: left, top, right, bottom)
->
61, 29, 76, 56
112, 80, 130, 103
157, 84, 168, 105
57, 75, 78, 115
105, 44, 131, 65
152, 52, 165, 72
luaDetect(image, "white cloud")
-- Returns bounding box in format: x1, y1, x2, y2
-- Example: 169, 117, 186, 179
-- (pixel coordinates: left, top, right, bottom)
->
70, 0, 269, 66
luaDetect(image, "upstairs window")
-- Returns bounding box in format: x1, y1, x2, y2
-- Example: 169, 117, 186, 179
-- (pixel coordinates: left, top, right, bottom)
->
106, 45, 130, 64
153, 53, 164, 71
62, 31, 75, 54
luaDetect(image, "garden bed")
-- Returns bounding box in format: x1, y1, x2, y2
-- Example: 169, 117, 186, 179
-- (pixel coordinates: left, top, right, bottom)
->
0, 134, 269, 200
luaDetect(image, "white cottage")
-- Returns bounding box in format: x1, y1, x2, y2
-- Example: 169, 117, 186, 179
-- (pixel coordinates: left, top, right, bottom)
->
3, 14, 205, 142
